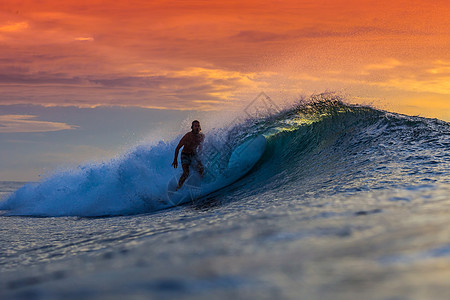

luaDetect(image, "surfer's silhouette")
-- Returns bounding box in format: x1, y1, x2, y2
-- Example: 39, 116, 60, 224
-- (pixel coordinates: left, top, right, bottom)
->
171, 120, 205, 190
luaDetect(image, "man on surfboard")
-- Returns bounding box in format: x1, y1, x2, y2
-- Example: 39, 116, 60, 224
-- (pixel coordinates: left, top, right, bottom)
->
172, 120, 205, 190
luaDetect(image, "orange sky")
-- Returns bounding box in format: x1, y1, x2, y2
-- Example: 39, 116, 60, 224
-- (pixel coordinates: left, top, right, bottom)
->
1, 0, 450, 120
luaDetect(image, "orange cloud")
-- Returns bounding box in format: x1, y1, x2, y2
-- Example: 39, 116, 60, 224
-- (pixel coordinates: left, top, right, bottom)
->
74, 37, 94, 41
0, 21, 28, 32
0, 0, 449, 120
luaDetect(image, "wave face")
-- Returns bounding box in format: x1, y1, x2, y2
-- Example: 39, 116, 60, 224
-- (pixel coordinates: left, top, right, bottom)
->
1, 94, 449, 216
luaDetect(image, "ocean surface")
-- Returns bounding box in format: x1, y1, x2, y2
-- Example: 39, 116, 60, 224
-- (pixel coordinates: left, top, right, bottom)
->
1, 95, 450, 299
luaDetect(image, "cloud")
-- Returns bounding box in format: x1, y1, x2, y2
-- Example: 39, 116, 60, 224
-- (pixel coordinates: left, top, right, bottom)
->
377, 77, 450, 95
231, 26, 421, 44
0, 0, 449, 118
74, 37, 94, 41
354, 60, 450, 96
0, 67, 273, 110
427, 60, 450, 75
0, 115, 78, 133
0, 21, 28, 32
364, 59, 402, 71
232, 31, 289, 43
0, 72, 85, 85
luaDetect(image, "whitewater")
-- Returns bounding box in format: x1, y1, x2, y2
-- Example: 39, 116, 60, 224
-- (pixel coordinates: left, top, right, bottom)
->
1, 94, 450, 299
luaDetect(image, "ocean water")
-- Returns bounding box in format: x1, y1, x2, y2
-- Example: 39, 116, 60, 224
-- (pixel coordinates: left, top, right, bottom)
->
1, 96, 450, 299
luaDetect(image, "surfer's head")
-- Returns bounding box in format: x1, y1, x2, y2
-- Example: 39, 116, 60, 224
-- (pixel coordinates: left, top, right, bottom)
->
191, 120, 201, 134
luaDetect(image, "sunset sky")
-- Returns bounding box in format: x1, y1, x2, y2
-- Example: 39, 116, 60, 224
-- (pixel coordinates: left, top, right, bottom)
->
1, 0, 450, 180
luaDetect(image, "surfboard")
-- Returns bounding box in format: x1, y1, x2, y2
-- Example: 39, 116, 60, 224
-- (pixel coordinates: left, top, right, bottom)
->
166, 171, 203, 206
226, 134, 266, 175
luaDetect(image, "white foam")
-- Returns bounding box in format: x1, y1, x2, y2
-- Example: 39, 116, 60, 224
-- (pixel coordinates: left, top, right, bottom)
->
0, 135, 266, 217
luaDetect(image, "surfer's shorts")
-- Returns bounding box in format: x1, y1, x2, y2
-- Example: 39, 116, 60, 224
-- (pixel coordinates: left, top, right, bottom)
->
181, 152, 199, 166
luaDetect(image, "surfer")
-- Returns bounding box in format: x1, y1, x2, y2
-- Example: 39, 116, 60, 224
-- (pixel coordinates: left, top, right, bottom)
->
171, 120, 205, 189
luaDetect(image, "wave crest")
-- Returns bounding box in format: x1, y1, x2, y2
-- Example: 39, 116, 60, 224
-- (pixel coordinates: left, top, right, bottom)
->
1, 94, 449, 216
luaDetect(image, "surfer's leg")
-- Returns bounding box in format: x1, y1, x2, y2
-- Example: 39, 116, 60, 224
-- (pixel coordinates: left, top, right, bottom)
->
196, 160, 204, 177
177, 164, 190, 189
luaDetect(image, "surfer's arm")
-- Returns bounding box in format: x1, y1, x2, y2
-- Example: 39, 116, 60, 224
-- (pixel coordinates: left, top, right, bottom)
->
172, 135, 186, 168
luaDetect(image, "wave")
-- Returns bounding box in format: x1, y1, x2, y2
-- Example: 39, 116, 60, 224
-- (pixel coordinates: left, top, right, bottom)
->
1, 93, 449, 217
